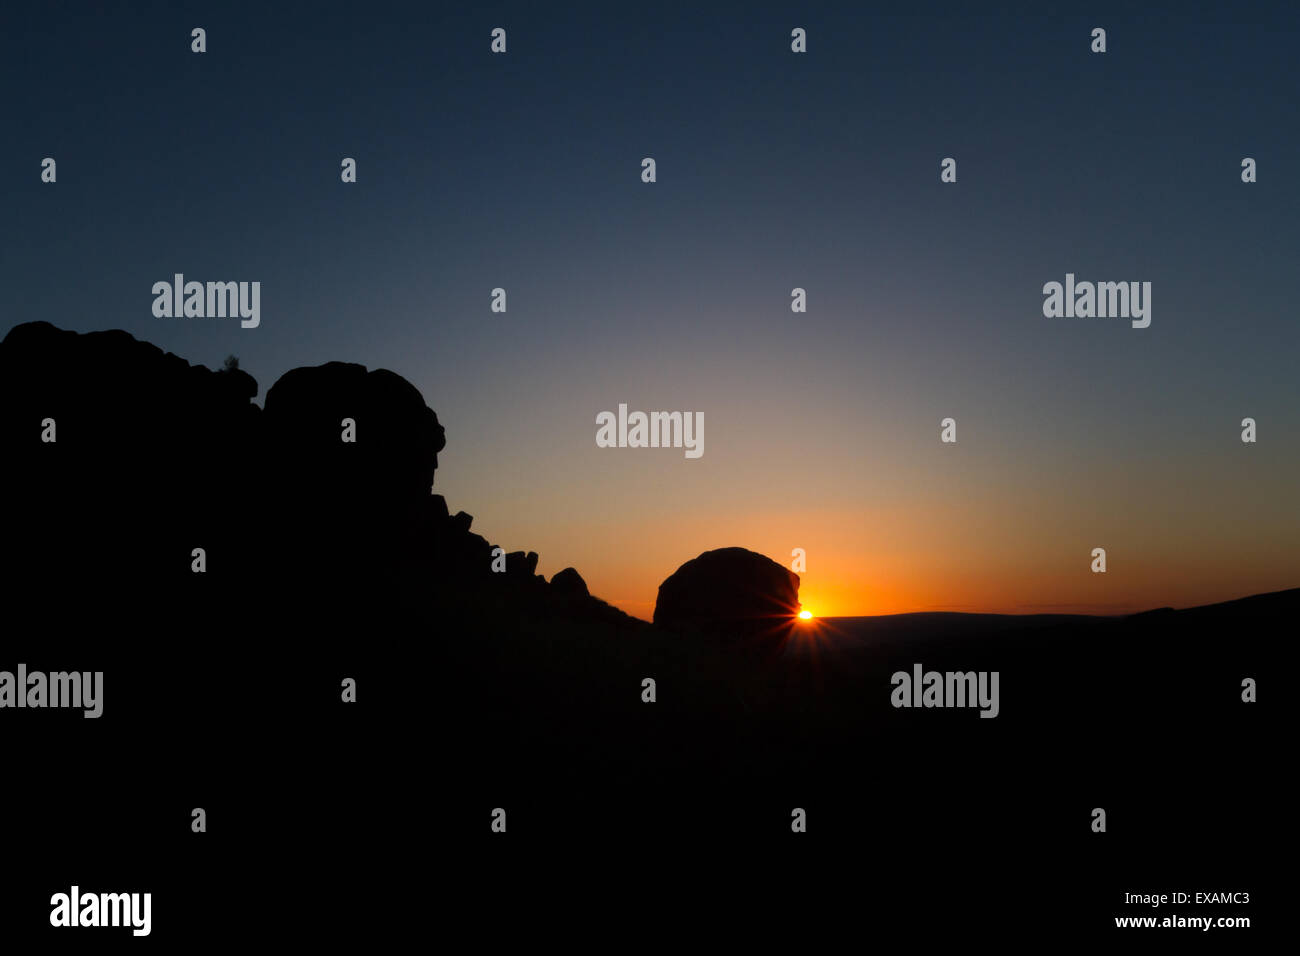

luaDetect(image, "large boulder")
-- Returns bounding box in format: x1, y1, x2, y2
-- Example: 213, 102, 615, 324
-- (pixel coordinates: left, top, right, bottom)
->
264, 361, 445, 496
262, 361, 445, 567
653, 547, 801, 637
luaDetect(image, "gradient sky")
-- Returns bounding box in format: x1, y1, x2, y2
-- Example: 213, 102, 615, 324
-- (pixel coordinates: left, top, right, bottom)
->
6, 2, 1298, 619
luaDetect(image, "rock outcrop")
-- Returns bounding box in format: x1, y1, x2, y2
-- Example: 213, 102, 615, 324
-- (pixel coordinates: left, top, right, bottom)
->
653, 547, 800, 637
0, 321, 261, 589
0, 321, 637, 632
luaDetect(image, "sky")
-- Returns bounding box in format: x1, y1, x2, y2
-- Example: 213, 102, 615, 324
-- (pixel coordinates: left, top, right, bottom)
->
5, 2, 1299, 619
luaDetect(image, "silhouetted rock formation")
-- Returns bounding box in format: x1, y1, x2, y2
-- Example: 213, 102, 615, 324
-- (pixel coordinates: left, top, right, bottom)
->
0, 321, 261, 593
653, 547, 800, 638
0, 321, 637, 632
262, 360, 445, 571
551, 567, 589, 598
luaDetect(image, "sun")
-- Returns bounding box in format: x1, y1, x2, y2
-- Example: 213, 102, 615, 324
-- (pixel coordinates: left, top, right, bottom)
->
797, 609, 814, 621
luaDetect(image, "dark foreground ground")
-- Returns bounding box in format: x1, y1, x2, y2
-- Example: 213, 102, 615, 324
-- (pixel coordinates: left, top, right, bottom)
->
5, 584, 1284, 946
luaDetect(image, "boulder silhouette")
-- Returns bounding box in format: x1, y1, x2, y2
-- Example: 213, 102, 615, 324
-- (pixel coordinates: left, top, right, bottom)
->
653, 547, 800, 637
551, 567, 589, 598
262, 361, 445, 569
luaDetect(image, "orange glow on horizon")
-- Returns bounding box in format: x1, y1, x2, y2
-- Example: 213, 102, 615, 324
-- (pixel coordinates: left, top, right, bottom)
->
461, 483, 1300, 624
